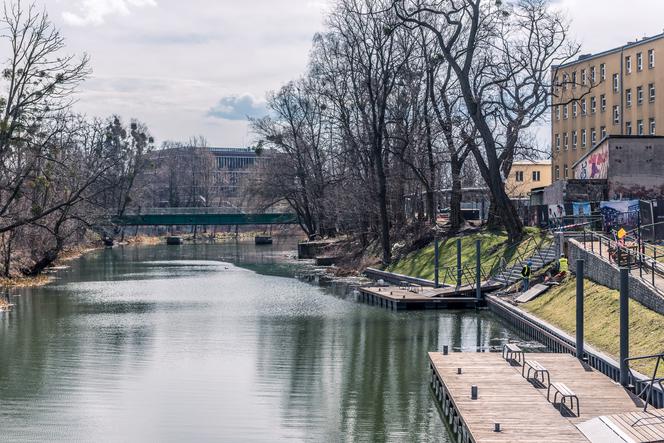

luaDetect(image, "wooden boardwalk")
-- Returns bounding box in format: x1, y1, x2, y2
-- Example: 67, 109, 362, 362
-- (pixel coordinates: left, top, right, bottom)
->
429, 352, 663, 442
358, 283, 500, 310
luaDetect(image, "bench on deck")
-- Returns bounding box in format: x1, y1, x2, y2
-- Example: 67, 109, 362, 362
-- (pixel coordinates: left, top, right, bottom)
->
547, 382, 580, 416
501, 343, 523, 365
399, 280, 422, 293
522, 359, 551, 386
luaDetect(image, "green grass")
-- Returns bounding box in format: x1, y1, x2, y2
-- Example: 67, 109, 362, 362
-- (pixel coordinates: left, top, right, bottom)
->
523, 278, 664, 376
386, 228, 548, 285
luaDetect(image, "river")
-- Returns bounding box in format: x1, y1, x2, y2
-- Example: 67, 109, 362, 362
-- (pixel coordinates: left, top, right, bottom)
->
0, 239, 537, 442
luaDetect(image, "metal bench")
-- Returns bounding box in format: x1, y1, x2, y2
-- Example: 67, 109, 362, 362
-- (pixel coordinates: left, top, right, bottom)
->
547, 382, 580, 416
501, 343, 523, 365
522, 359, 551, 386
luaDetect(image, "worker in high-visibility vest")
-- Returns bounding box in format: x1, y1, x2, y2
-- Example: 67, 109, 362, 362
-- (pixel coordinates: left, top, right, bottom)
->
558, 255, 569, 274
521, 261, 532, 292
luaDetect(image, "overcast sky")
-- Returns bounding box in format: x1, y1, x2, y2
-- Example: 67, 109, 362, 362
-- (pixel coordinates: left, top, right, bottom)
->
34, 0, 664, 146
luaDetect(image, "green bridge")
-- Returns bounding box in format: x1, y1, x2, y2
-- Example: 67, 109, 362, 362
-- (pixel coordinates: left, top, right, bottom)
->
113, 208, 299, 226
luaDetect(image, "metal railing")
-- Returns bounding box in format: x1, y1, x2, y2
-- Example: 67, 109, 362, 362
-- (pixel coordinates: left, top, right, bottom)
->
124, 207, 246, 215
625, 353, 664, 413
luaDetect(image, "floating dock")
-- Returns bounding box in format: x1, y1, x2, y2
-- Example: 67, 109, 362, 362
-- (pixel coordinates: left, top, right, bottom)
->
358, 282, 501, 310
429, 351, 664, 442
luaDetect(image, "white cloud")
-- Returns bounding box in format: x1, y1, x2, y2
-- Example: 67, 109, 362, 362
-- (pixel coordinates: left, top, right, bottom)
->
62, 0, 157, 26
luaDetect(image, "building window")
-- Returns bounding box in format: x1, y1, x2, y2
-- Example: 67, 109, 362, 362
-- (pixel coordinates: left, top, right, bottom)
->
650, 118, 656, 135
613, 73, 620, 92
590, 96, 596, 113
613, 105, 620, 124
572, 101, 578, 117
571, 71, 577, 88
601, 126, 607, 138
626, 56, 632, 74
564, 164, 569, 178
637, 52, 643, 71
600, 94, 606, 112
626, 121, 632, 135
590, 66, 596, 83
581, 129, 586, 147
562, 72, 569, 90
555, 133, 561, 150
581, 69, 587, 85
556, 105, 560, 120
555, 165, 560, 180
532, 170, 541, 181
581, 98, 587, 115
563, 104, 569, 119
600, 63, 606, 81
572, 130, 577, 149
637, 86, 644, 105
649, 83, 656, 102
649, 49, 655, 69
626, 89, 632, 107
564, 132, 569, 150
515, 170, 524, 182
638, 119, 644, 135
591, 128, 597, 145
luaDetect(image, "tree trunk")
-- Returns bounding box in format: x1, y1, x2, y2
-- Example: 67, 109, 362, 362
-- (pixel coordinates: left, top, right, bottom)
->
449, 160, 465, 232
374, 149, 391, 265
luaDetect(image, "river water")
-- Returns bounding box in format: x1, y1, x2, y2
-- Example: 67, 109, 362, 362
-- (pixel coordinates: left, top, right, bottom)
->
0, 240, 536, 442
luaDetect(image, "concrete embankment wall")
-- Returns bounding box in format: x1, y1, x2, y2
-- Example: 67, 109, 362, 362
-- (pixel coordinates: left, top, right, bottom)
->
563, 237, 664, 315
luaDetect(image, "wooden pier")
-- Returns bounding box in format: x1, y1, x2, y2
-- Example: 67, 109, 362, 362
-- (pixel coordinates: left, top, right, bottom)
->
358, 282, 501, 310
429, 351, 664, 442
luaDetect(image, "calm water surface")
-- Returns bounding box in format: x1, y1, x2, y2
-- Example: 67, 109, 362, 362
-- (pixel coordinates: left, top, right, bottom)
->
0, 239, 536, 442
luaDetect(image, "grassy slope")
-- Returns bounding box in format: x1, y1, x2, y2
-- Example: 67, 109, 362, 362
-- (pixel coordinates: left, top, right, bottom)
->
523, 278, 664, 375
386, 228, 547, 284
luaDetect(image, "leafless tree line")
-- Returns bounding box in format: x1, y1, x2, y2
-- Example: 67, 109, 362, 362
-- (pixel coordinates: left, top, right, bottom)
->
0, 2, 154, 276
249, 0, 579, 264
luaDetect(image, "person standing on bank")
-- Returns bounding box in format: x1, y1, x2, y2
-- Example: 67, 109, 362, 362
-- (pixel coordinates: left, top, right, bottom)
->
521, 261, 532, 292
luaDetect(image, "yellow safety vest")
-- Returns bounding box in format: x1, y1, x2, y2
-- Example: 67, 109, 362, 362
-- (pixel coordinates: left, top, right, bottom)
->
559, 258, 568, 273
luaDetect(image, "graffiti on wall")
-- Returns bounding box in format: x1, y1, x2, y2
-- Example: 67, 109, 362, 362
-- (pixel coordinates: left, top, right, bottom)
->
575, 144, 609, 179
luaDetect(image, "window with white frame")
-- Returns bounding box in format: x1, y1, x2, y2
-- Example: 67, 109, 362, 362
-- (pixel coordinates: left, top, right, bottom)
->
650, 118, 656, 135
555, 165, 560, 180
637, 86, 644, 105
600, 94, 606, 112
581, 69, 587, 85
581, 98, 586, 115
572, 130, 577, 148
572, 101, 578, 117
638, 119, 644, 135
556, 105, 560, 120
600, 63, 606, 80
626, 121, 632, 135
572, 71, 577, 88
649, 83, 656, 102
532, 170, 541, 181
563, 104, 569, 119
601, 126, 607, 138
564, 132, 569, 149
590, 66, 596, 83
591, 128, 597, 145
555, 134, 560, 150
613, 105, 620, 124
613, 73, 620, 92
515, 171, 524, 182
626, 56, 632, 74
562, 72, 569, 89
564, 164, 568, 178
637, 52, 643, 71
649, 49, 655, 69
581, 129, 586, 147
626, 88, 632, 107
590, 96, 596, 113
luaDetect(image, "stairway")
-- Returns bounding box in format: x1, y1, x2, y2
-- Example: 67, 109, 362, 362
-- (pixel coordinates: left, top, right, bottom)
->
491, 242, 559, 287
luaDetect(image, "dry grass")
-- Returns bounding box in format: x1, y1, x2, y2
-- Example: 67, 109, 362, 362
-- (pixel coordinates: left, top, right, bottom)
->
0, 274, 53, 288
523, 277, 664, 376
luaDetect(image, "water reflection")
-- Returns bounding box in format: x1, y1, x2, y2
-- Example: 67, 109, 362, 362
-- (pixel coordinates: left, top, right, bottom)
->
0, 240, 533, 442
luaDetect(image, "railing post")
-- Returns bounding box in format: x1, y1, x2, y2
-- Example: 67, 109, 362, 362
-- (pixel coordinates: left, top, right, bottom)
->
599, 236, 603, 257
653, 261, 656, 288
476, 239, 482, 301
434, 237, 440, 289
456, 238, 462, 287
591, 232, 594, 253
620, 268, 630, 387
576, 259, 585, 361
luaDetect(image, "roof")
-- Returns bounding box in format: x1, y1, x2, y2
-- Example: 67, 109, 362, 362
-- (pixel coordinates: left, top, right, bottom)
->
555, 31, 664, 70
512, 159, 551, 166
572, 135, 664, 168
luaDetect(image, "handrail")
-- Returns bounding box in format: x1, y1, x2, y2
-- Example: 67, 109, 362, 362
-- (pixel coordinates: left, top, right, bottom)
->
624, 353, 664, 413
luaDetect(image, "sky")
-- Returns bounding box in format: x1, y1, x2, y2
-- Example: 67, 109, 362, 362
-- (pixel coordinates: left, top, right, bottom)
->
28, 0, 664, 146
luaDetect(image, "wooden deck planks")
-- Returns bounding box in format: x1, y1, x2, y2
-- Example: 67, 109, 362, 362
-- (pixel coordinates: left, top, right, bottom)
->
429, 352, 662, 442
603, 410, 664, 442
